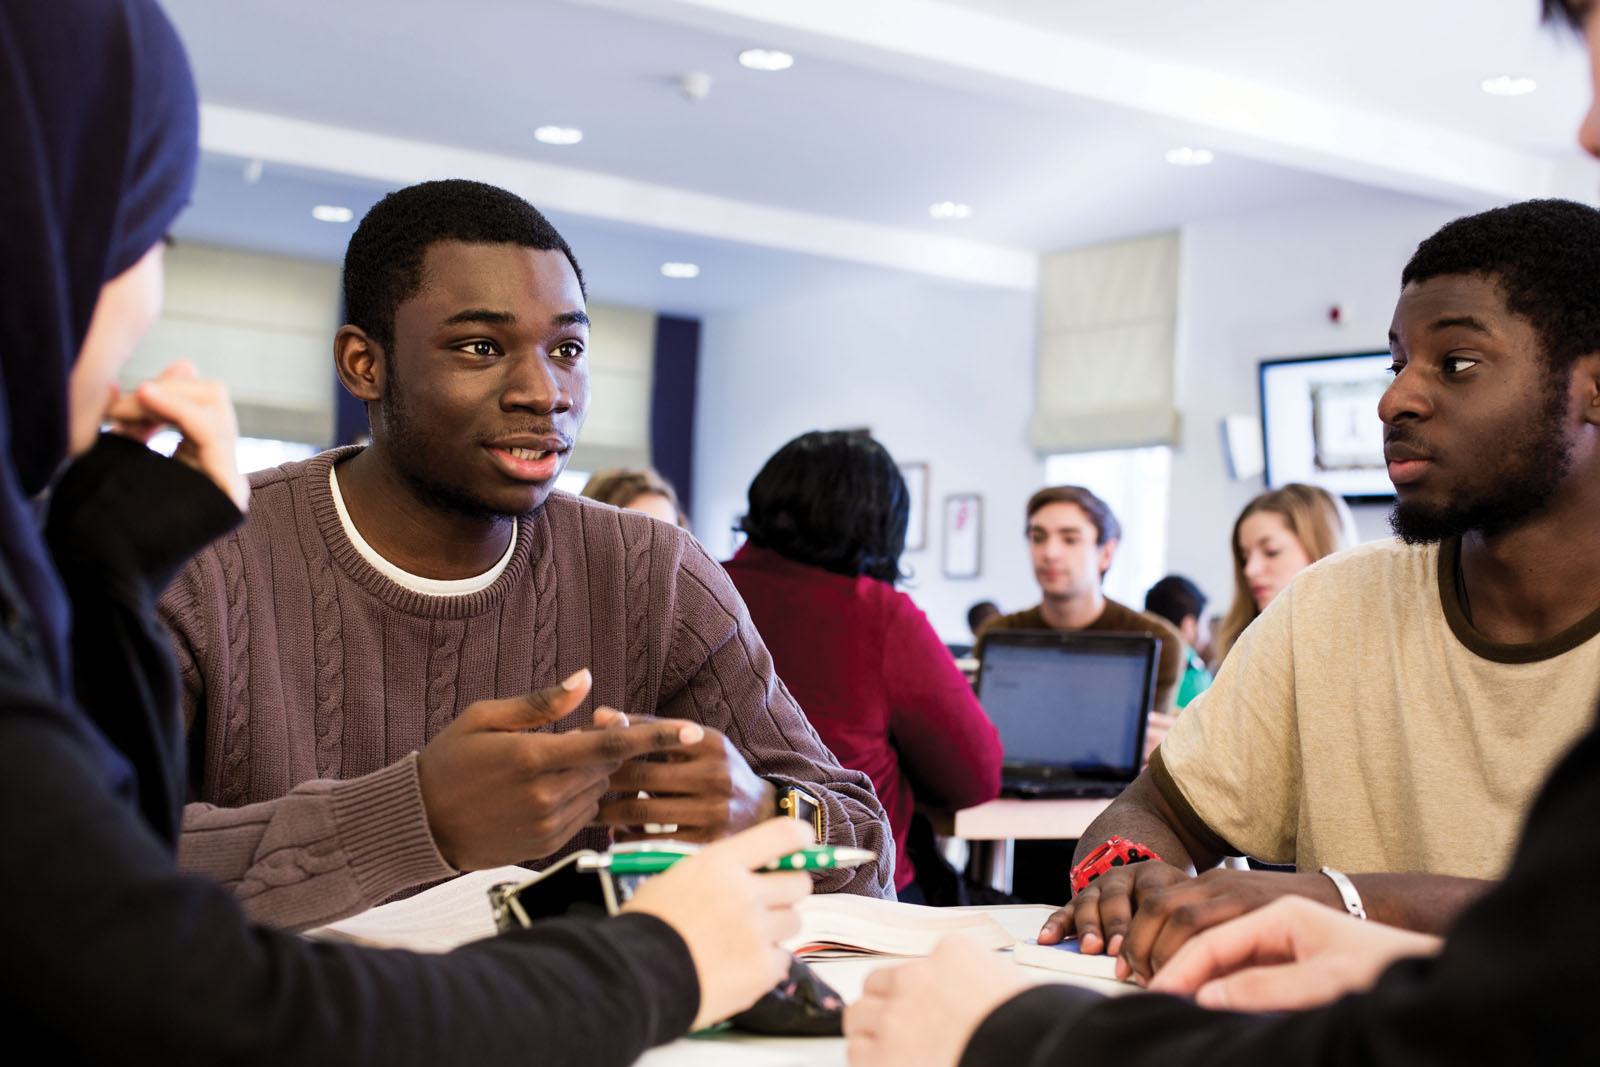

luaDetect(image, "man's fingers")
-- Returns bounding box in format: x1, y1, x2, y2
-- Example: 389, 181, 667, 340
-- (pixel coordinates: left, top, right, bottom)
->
1149, 906, 1296, 995
1037, 902, 1076, 946
537, 718, 703, 765
607, 756, 726, 795
466, 670, 593, 732
590, 706, 629, 728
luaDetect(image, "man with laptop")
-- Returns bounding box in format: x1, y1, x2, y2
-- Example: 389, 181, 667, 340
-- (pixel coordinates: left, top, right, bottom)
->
977, 486, 1185, 733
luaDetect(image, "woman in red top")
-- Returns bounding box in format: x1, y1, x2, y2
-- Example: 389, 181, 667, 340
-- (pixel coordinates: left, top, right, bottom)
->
724, 431, 1002, 902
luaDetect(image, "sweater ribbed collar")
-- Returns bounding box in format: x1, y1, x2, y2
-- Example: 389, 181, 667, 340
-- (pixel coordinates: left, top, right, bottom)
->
301, 446, 545, 619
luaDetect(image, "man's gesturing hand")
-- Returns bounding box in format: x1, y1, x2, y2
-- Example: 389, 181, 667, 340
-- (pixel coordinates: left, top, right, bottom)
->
1148, 895, 1443, 1011
624, 817, 814, 1030
416, 670, 702, 870
595, 721, 777, 842
1037, 859, 1190, 960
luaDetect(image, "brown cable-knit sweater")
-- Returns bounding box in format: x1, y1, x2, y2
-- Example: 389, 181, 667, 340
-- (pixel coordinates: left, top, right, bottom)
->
160, 448, 892, 929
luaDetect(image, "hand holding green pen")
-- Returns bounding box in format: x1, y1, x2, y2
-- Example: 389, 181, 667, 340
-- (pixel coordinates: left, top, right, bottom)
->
578, 844, 877, 877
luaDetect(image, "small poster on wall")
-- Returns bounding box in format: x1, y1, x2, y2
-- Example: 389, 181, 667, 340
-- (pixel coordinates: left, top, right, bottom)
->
943, 494, 982, 579
900, 462, 928, 551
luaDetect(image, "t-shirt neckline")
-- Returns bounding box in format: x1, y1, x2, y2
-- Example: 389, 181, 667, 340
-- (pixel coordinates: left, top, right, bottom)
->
1436, 536, 1600, 664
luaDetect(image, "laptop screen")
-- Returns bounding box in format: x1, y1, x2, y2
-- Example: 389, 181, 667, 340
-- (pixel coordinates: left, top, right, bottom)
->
976, 632, 1157, 776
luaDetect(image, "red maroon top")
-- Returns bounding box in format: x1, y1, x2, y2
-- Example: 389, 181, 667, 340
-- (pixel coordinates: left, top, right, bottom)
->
724, 545, 1002, 891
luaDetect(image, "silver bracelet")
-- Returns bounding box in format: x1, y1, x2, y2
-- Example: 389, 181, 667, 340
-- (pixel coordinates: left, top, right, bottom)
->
1318, 866, 1367, 920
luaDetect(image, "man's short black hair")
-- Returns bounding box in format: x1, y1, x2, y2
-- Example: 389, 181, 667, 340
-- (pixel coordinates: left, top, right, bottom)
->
1400, 199, 1600, 376
342, 179, 585, 354
1145, 575, 1206, 628
738, 430, 908, 585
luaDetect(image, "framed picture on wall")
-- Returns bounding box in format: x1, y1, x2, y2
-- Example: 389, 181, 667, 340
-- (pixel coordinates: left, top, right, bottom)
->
942, 493, 982, 578
900, 462, 929, 551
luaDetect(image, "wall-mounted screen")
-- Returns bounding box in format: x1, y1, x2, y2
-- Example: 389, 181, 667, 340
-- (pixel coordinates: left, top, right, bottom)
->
1259, 351, 1393, 502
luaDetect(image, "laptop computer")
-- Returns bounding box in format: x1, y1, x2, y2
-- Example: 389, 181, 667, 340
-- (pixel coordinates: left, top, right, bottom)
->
974, 630, 1159, 798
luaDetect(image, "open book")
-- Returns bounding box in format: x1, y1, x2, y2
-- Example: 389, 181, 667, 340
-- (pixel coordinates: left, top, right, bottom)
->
307, 865, 529, 953
781, 894, 1015, 958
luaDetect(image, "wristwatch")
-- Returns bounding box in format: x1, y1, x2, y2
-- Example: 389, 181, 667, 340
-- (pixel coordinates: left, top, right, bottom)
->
1069, 837, 1162, 895
775, 783, 824, 840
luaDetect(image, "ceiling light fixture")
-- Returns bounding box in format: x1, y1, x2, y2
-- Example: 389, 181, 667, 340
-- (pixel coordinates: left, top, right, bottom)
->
534, 125, 584, 145
1164, 146, 1215, 166
660, 262, 700, 279
928, 201, 972, 220
1481, 74, 1537, 97
738, 48, 794, 72
311, 204, 354, 223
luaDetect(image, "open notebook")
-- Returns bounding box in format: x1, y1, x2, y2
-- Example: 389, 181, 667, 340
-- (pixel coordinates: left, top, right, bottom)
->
309, 867, 1015, 960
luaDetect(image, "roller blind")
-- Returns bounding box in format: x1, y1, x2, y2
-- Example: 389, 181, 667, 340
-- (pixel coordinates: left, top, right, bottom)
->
1029, 230, 1180, 455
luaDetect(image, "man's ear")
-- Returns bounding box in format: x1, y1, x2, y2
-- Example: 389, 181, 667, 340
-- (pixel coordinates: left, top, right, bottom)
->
1576, 351, 1600, 429
1097, 537, 1119, 579
335, 325, 383, 403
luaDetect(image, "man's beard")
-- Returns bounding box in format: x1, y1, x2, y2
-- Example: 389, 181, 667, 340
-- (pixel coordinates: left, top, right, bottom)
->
1389, 379, 1573, 544
378, 361, 532, 523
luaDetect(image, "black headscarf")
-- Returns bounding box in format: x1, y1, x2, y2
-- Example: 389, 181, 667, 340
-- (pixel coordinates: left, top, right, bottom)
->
0, 0, 198, 692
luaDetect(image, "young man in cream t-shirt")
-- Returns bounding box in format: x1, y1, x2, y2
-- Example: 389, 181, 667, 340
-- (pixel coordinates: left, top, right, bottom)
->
1041, 198, 1600, 984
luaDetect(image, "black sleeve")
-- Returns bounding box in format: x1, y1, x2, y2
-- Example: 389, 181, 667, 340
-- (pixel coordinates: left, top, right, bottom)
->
44, 433, 241, 844
961, 719, 1600, 1067
0, 698, 701, 1065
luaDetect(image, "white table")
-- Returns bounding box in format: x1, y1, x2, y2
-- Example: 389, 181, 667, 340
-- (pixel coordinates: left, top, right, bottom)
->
636, 905, 1132, 1066
952, 797, 1114, 893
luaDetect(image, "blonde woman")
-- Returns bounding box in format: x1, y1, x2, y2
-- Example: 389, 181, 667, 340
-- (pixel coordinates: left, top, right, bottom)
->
581, 467, 689, 528
1213, 483, 1356, 665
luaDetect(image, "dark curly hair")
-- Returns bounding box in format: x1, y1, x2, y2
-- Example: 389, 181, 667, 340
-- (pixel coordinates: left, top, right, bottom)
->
1401, 199, 1600, 376
738, 431, 909, 585
342, 179, 584, 354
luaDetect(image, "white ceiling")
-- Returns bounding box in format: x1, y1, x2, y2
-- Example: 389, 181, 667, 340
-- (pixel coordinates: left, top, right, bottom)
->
159, 0, 1598, 315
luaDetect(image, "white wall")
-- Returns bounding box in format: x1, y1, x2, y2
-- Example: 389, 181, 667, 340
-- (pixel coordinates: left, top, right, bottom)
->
694, 273, 1042, 643
1167, 193, 1467, 611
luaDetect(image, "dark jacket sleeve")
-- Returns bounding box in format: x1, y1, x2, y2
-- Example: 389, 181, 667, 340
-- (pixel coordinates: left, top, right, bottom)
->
960, 715, 1600, 1067
44, 433, 241, 845
0, 670, 700, 1064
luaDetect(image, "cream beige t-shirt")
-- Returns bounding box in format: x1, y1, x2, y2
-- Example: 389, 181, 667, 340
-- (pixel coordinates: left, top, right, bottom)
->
1153, 537, 1600, 879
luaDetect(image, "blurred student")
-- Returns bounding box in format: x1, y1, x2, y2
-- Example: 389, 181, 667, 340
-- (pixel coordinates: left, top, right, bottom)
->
967, 599, 1000, 639
724, 431, 1003, 903
0, 1, 812, 1060
1143, 575, 1212, 709
1213, 483, 1355, 664
582, 466, 689, 528
978, 486, 1184, 716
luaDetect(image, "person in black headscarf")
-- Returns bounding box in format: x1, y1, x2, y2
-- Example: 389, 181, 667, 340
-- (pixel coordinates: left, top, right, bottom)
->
0, 1, 814, 1061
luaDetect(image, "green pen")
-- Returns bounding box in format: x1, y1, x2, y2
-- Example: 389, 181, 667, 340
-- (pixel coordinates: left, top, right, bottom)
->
575, 845, 877, 877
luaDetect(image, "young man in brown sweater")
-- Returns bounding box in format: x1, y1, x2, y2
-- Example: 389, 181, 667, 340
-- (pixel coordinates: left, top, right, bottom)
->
160, 180, 891, 929
977, 485, 1186, 721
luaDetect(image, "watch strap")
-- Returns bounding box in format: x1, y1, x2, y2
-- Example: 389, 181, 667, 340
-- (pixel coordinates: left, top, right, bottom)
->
775, 783, 824, 841
1318, 866, 1367, 920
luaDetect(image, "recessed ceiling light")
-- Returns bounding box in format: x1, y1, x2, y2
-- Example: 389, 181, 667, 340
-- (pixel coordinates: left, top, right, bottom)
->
311, 204, 354, 223
660, 262, 700, 279
1164, 146, 1215, 167
534, 125, 584, 145
928, 201, 972, 220
1481, 74, 1537, 97
738, 48, 794, 72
